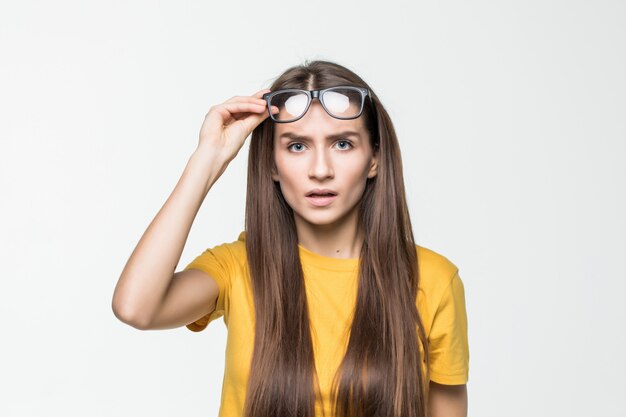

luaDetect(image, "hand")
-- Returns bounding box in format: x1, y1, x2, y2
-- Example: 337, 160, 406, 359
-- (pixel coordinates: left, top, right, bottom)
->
197, 88, 279, 165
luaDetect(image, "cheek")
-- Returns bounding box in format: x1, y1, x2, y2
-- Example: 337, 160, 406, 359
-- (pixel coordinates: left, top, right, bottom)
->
343, 160, 373, 197
347, 155, 373, 180
274, 157, 304, 193
347, 169, 369, 195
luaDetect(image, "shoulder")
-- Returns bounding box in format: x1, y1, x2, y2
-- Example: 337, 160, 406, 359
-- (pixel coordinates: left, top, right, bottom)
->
231, 230, 247, 254
415, 245, 458, 277
186, 231, 248, 270
214, 230, 247, 253
214, 231, 247, 263
415, 244, 461, 310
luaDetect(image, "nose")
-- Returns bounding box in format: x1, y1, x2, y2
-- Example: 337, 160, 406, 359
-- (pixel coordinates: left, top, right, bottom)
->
308, 147, 334, 180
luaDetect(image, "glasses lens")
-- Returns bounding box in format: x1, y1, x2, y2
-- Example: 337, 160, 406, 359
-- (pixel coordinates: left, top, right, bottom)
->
321, 87, 363, 119
269, 91, 309, 122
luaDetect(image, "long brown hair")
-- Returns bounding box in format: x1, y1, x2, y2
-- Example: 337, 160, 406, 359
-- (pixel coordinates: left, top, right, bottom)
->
244, 59, 429, 417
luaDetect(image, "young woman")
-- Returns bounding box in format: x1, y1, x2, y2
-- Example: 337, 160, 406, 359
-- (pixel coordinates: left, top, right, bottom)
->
112, 60, 469, 417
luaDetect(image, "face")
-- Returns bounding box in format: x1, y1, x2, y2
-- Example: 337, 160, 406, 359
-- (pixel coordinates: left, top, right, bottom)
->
271, 100, 378, 230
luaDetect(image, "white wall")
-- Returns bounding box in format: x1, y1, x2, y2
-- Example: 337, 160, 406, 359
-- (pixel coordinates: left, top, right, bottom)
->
1, 1, 624, 416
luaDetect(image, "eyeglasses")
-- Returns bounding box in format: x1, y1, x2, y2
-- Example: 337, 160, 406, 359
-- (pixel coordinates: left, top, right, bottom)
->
262, 85, 372, 123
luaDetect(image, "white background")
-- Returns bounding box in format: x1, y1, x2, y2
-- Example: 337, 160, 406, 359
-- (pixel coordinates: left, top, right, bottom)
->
1, 1, 624, 416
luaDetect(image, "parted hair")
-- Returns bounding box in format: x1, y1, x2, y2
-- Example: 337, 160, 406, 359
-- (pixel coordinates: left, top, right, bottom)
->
244, 59, 430, 417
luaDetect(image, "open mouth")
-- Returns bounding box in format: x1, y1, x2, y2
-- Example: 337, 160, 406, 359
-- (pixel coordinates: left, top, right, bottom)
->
305, 189, 338, 197
305, 192, 338, 207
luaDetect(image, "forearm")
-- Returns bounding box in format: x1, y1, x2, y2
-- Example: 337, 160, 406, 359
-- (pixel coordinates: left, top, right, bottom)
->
428, 382, 468, 417
111, 148, 225, 328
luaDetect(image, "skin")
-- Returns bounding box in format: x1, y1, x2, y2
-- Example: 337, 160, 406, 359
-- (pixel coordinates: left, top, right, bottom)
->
428, 382, 468, 417
114, 87, 467, 414
270, 99, 467, 416
271, 100, 378, 259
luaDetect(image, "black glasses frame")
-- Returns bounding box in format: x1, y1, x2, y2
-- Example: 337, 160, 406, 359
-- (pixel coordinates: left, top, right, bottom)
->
262, 85, 372, 123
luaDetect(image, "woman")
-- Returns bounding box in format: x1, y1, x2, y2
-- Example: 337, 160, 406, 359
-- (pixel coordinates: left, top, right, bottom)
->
112, 60, 469, 417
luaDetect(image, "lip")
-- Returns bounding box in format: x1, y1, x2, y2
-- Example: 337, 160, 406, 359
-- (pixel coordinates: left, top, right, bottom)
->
305, 194, 337, 207
306, 188, 337, 197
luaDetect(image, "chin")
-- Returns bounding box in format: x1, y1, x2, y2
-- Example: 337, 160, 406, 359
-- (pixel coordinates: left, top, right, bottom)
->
296, 207, 351, 228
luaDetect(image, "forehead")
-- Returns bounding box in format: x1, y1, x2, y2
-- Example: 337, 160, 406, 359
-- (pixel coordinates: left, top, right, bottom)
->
273, 101, 368, 142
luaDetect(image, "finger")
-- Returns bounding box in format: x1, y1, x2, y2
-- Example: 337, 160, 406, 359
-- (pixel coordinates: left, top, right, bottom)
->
218, 102, 267, 114
233, 104, 278, 122
241, 104, 279, 128
253, 88, 272, 99
224, 95, 268, 106
239, 109, 270, 133
224, 87, 270, 102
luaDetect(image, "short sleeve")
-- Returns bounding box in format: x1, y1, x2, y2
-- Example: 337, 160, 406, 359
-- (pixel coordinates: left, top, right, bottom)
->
428, 271, 470, 384
183, 241, 236, 332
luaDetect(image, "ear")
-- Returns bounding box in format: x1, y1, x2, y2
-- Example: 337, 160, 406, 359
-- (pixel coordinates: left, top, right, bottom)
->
367, 151, 378, 179
271, 163, 279, 182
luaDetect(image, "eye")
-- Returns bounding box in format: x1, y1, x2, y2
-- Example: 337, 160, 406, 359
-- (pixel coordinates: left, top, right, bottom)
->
287, 142, 306, 152
335, 140, 353, 150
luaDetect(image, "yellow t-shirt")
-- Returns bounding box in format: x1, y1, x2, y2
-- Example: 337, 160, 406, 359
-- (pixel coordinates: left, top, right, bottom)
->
184, 231, 469, 417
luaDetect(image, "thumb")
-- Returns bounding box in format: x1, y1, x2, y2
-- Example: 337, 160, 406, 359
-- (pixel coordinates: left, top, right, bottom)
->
241, 105, 276, 135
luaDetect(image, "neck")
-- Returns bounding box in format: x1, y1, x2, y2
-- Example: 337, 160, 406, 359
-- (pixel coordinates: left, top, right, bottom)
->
294, 208, 363, 259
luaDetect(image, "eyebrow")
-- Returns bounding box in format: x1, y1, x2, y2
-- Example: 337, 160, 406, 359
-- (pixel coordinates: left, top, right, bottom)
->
278, 130, 362, 141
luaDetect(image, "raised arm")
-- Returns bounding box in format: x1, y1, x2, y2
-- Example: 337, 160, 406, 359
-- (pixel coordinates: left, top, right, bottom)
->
111, 88, 277, 330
